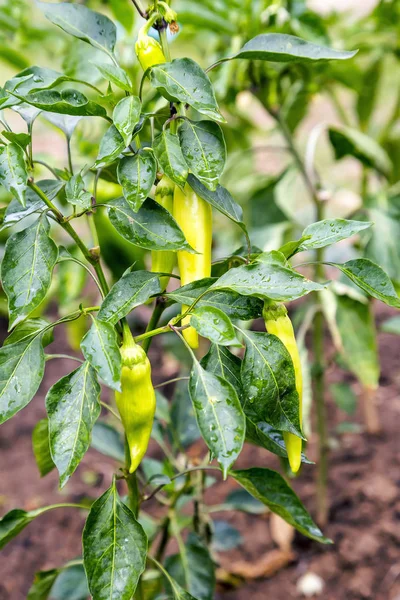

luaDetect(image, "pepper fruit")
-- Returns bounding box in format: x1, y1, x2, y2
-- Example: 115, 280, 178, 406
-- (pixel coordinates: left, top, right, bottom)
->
151, 175, 176, 291
263, 302, 303, 473
115, 326, 156, 473
135, 23, 166, 72
173, 183, 212, 349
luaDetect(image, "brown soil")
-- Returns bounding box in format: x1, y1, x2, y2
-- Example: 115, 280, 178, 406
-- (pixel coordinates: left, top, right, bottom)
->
1, 304, 399, 600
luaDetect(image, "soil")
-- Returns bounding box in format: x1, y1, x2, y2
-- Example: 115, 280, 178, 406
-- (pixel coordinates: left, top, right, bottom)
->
0, 304, 399, 600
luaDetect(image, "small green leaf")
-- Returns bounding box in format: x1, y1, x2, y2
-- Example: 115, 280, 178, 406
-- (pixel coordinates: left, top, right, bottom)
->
50, 563, 89, 600
94, 125, 125, 168
4, 317, 53, 347
331, 258, 400, 308
0, 142, 27, 205
27, 568, 59, 600
0, 336, 45, 424
2, 216, 58, 329
83, 480, 147, 600
300, 219, 373, 251
232, 467, 331, 543
65, 171, 92, 208
0, 507, 45, 550
240, 330, 303, 437
108, 196, 192, 251
190, 306, 239, 346
328, 125, 392, 177
32, 418, 55, 477
3, 179, 64, 229
189, 360, 245, 478
91, 421, 125, 462
150, 58, 224, 122
153, 130, 188, 189
178, 120, 226, 191
212, 521, 242, 551
211, 255, 323, 302
39, 2, 117, 56
94, 62, 133, 92
12, 88, 107, 118
46, 362, 101, 487
81, 318, 122, 391
98, 270, 161, 324
113, 96, 141, 147
1, 131, 30, 150
217, 33, 357, 65
117, 151, 157, 212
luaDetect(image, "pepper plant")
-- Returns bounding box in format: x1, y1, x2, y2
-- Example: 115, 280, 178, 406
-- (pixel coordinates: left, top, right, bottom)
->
1, 2, 399, 599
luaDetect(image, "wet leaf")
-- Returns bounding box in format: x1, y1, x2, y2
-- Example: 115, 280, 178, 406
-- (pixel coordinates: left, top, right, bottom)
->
81, 318, 121, 391
117, 151, 156, 212
0, 142, 27, 205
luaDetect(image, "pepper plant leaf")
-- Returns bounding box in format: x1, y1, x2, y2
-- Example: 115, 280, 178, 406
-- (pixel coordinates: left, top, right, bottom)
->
81, 318, 122, 391
149, 58, 224, 122
38, 2, 117, 56
113, 95, 141, 147
46, 362, 101, 487
189, 359, 245, 478
231, 468, 331, 543
94, 125, 125, 168
0, 336, 45, 424
1, 215, 58, 329
330, 258, 400, 308
11, 88, 107, 118
83, 479, 147, 600
94, 62, 133, 93
214, 33, 357, 66
0, 142, 28, 206
117, 150, 157, 212
98, 270, 161, 324
153, 130, 188, 189
190, 306, 240, 346
178, 120, 226, 191
107, 196, 193, 251
27, 568, 59, 600
3, 317, 53, 347
300, 219, 373, 251
65, 171, 92, 209
3, 179, 64, 229
240, 330, 303, 438
0, 506, 50, 550
32, 418, 55, 477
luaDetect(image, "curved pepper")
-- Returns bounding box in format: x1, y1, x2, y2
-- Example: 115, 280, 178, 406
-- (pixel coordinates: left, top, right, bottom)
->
263, 302, 303, 473
115, 328, 156, 473
151, 175, 176, 291
173, 183, 212, 349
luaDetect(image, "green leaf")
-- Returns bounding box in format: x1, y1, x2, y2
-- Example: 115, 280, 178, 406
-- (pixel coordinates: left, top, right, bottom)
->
39, 2, 117, 56
83, 480, 147, 600
97, 270, 161, 324
81, 318, 122, 391
217, 33, 357, 65
108, 196, 192, 251
94, 62, 133, 92
153, 130, 188, 189
4, 317, 53, 347
300, 219, 373, 250
167, 278, 263, 320
212, 521, 242, 551
190, 306, 239, 346
364, 207, 400, 284
170, 380, 201, 449
335, 294, 379, 389
91, 421, 125, 462
381, 315, 400, 335
0, 142, 27, 205
189, 360, 245, 478
0, 507, 46, 550
330, 382, 357, 415
231, 468, 330, 543
32, 418, 55, 477
49, 564, 89, 600
1, 131, 31, 150
27, 568, 59, 600
0, 336, 45, 424
113, 96, 141, 147
165, 533, 216, 600
178, 120, 226, 191
12, 89, 107, 118
240, 330, 303, 437
331, 258, 400, 308
328, 125, 392, 177
3, 179, 64, 229
94, 125, 125, 168
6, 66, 69, 96
223, 489, 266, 515
65, 171, 92, 209
117, 151, 157, 212
1, 216, 58, 329
46, 362, 101, 487
150, 58, 224, 122
187, 174, 247, 235
211, 255, 323, 302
